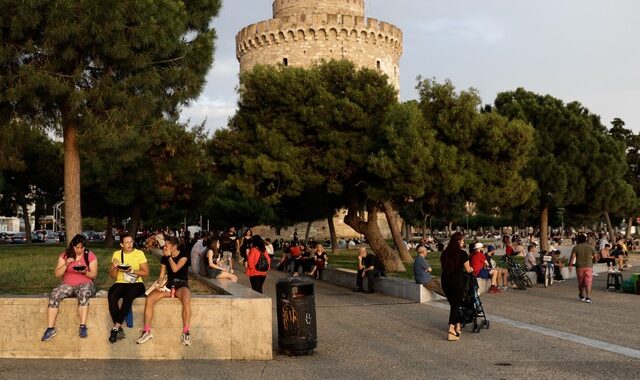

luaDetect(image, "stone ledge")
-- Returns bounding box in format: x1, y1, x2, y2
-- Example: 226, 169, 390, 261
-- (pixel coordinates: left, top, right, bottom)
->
322, 267, 444, 302
0, 291, 272, 360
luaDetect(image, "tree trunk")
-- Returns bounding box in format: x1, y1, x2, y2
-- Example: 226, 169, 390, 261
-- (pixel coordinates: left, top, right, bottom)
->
539, 207, 549, 252
304, 221, 312, 243
602, 211, 616, 242
422, 213, 429, 237
381, 201, 413, 262
105, 214, 114, 248
626, 215, 633, 239
345, 199, 405, 272
62, 109, 82, 242
130, 205, 142, 238
447, 220, 453, 235
19, 195, 32, 244
327, 215, 338, 255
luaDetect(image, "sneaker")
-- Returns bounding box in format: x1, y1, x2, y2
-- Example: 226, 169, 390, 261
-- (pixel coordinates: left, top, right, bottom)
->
117, 327, 126, 340
181, 332, 191, 346
79, 324, 88, 338
488, 286, 499, 294
585, 297, 592, 304
109, 328, 119, 343
41, 327, 57, 341
579, 294, 586, 302
136, 331, 153, 344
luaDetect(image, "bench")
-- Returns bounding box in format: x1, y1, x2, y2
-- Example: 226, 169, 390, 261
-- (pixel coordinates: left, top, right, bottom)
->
0, 279, 272, 360
322, 267, 486, 302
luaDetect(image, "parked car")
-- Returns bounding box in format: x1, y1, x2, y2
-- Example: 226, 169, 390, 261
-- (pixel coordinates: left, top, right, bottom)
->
10, 232, 45, 244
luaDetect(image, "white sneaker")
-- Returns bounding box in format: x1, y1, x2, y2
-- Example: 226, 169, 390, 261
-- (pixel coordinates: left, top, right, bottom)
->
136, 331, 153, 344
181, 332, 191, 346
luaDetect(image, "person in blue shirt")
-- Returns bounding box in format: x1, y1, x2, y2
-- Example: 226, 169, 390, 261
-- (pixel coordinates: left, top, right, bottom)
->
413, 246, 444, 296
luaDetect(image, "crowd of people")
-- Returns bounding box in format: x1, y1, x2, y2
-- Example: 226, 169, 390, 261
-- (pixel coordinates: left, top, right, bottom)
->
39, 225, 634, 345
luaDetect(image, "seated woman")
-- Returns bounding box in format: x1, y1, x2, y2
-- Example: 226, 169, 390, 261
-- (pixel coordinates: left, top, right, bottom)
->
205, 238, 238, 282
137, 236, 192, 346
107, 233, 149, 343
41, 234, 98, 341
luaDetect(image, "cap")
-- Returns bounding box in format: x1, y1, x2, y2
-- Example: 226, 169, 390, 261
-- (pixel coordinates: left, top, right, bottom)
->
486, 244, 496, 252
473, 242, 484, 250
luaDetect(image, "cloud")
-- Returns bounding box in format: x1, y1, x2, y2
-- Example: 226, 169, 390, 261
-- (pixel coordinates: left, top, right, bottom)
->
179, 97, 237, 133
409, 17, 504, 44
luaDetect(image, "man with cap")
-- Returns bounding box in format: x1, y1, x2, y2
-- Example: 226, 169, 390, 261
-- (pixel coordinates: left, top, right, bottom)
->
470, 242, 501, 293
413, 246, 445, 296
485, 245, 510, 290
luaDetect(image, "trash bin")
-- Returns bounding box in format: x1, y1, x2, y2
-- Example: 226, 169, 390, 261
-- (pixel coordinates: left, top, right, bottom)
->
276, 276, 317, 355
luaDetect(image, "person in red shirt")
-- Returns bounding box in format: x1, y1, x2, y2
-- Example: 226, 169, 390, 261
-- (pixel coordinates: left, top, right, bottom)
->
246, 235, 271, 293
469, 243, 501, 294
288, 241, 302, 274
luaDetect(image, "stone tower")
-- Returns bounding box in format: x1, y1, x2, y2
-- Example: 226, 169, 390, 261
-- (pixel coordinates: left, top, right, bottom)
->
236, 0, 403, 90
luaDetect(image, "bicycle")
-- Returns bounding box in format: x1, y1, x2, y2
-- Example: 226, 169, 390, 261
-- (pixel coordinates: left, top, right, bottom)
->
541, 253, 555, 288
500, 254, 533, 290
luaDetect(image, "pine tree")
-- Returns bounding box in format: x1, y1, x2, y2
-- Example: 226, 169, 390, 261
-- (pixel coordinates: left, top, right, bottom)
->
0, 0, 221, 239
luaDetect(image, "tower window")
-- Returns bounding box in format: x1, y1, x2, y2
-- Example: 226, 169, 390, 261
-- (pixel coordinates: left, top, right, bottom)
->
283, 58, 288, 66
376, 60, 381, 69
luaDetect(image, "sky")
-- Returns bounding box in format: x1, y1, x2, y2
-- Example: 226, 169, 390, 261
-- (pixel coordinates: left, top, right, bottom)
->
180, 0, 640, 133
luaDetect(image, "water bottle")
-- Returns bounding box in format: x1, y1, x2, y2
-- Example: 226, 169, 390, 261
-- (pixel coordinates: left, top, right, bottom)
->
170, 285, 175, 298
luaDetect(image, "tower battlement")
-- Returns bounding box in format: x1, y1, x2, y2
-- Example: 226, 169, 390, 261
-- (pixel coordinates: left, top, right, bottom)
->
236, 1, 403, 90
273, 0, 365, 18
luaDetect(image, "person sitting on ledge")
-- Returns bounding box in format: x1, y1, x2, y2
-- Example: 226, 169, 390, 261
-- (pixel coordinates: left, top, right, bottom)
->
470, 243, 501, 294
359, 247, 386, 293
205, 238, 238, 282
41, 234, 98, 341
413, 245, 444, 296
137, 236, 191, 346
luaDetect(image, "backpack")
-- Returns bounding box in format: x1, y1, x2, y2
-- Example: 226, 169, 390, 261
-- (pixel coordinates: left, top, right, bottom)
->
200, 248, 211, 277
255, 250, 269, 272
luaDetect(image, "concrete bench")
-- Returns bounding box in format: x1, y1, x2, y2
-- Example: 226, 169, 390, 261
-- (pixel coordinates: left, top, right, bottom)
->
322, 267, 447, 302
0, 279, 272, 360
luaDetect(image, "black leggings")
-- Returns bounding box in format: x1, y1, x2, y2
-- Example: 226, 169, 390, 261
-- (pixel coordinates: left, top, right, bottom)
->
249, 276, 267, 293
108, 282, 145, 325
442, 274, 466, 326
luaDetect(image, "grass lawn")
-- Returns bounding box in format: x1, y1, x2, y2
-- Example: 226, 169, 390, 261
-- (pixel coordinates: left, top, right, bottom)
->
0, 243, 210, 295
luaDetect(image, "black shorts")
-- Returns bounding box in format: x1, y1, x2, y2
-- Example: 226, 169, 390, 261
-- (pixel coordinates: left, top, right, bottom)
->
171, 278, 189, 290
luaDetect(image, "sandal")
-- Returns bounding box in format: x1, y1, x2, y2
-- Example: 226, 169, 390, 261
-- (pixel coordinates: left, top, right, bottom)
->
447, 331, 460, 341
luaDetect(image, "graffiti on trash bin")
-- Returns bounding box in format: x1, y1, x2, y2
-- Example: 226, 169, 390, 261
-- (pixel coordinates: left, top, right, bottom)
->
282, 305, 299, 334
304, 312, 312, 325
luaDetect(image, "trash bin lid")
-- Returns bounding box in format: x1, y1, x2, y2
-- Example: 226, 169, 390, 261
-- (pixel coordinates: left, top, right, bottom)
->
277, 275, 315, 287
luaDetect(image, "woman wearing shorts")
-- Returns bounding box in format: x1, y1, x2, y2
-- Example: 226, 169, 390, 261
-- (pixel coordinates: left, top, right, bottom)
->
41, 234, 98, 341
137, 236, 192, 346
205, 238, 238, 282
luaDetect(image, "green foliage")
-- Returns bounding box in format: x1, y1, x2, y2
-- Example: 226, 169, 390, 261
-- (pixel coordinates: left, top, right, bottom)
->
212, 60, 398, 213
0, 0, 221, 234
414, 79, 536, 220
494, 88, 635, 216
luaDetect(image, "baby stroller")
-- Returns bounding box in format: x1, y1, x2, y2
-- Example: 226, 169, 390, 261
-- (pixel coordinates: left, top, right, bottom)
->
459, 274, 490, 333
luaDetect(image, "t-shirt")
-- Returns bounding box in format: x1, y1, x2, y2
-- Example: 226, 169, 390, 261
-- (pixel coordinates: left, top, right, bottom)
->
413, 255, 432, 284
220, 231, 237, 252
60, 251, 97, 286
470, 251, 486, 277
572, 243, 596, 269
441, 250, 470, 277
111, 249, 147, 284
524, 252, 537, 271
161, 250, 189, 284
364, 254, 385, 272
505, 245, 515, 256
289, 246, 302, 258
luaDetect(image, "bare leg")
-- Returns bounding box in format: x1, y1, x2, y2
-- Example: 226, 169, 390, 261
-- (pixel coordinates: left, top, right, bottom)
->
218, 271, 238, 282
490, 270, 498, 286
78, 305, 89, 325
176, 288, 191, 330
47, 307, 59, 328
143, 290, 170, 328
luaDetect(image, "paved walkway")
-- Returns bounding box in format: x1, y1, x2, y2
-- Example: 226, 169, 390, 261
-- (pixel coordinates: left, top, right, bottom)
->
1, 259, 639, 379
